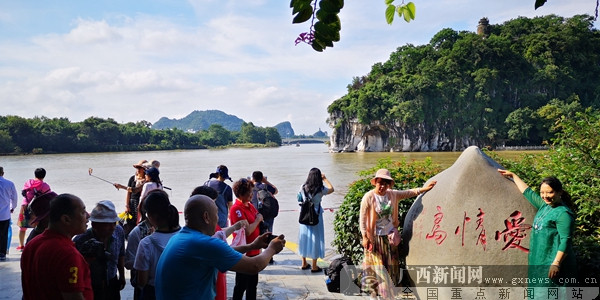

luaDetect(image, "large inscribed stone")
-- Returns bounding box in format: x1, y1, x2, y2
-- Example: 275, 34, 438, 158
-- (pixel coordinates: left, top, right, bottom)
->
401, 146, 537, 297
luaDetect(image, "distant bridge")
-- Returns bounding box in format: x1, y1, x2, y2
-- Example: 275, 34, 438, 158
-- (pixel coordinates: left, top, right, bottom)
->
282, 137, 328, 145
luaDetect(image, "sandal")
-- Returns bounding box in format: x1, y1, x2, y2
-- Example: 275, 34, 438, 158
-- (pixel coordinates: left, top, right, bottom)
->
301, 265, 310, 270
311, 267, 323, 273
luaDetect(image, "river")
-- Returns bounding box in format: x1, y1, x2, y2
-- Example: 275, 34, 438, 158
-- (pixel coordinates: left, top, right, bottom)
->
1, 144, 542, 254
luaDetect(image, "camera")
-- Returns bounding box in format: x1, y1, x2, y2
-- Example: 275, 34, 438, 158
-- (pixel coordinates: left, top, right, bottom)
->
267, 234, 278, 243
262, 234, 278, 248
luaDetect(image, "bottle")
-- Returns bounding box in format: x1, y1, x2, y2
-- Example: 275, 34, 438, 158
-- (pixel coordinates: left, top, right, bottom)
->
6, 219, 12, 254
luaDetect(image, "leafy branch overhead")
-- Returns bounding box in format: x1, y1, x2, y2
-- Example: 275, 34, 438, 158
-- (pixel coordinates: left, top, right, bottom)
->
385, 0, 416, 24
292, 0, 598, 52
291, 0, 343, 52
291, 0, 415, 51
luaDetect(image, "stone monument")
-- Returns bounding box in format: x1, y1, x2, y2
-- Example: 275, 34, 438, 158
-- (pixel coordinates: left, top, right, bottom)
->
401, 146, 537, 298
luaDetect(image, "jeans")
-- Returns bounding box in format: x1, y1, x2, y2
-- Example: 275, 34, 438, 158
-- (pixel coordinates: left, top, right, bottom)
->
260, 218, 274, 234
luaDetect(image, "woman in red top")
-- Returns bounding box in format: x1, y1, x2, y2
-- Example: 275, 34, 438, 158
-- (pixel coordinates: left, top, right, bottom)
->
229, 178, 263, 300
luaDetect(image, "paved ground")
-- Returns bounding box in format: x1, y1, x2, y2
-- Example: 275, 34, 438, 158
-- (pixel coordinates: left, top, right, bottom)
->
1, 241, 373, 300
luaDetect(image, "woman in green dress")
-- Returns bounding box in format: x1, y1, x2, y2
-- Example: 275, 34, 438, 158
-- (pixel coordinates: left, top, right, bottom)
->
498, 169, 577, 294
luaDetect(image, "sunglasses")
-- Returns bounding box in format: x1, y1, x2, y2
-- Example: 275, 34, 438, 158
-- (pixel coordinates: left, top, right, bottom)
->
377, 179, 393, 186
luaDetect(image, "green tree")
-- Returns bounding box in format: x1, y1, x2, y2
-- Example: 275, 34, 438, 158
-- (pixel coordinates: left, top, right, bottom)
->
264, 127, 282, 145
207, 124, 233, 146
238, 122, 265, 144
505, 107, 536, 143
0, 129, 15, 153
0, 116, 36, 153
327, 15, 600, 150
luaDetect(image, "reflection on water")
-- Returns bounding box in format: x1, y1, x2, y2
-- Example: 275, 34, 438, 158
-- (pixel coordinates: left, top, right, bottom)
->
1, 145, 544, 249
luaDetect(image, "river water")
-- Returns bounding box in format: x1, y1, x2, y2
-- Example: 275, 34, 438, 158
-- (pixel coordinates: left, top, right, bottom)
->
1, 144, 539, 254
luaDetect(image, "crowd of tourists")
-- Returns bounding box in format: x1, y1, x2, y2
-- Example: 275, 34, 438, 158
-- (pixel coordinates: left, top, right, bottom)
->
0, 161, 296, 300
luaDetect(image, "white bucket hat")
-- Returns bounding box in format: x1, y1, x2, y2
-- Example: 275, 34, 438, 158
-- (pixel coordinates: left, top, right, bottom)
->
89, 200, 120, 223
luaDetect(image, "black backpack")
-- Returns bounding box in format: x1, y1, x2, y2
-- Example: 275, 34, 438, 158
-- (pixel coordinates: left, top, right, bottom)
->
256, 186, 279, 219
324, 256, 359, 294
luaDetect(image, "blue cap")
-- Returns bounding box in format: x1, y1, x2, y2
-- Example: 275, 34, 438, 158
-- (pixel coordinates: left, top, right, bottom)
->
216, 165, 232, 182
145, 167, 160, 180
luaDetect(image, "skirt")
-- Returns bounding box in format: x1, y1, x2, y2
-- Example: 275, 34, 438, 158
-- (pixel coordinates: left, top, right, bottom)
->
362, 234, 401, 298
297, 211, 325, 259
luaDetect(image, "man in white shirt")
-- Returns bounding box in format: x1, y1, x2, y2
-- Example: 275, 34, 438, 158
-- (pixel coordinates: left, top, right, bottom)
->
0, 166, 18, 261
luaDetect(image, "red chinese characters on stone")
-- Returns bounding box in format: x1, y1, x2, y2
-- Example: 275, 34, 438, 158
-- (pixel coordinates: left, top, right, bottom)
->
494, 210, 531, 253
475, 208, 487, 251
454, 208, 487, 250
454, 211, 471, 247
426, 206, 447, 245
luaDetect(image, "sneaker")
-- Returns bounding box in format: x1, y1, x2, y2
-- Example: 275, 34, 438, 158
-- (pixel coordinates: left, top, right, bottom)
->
16, 246, 24, 251
0, 256, 6, 261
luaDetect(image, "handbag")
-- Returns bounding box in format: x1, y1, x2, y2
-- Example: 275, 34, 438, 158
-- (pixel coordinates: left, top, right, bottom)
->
299, 188, 319, 226
18, 207, 33, 228
231, 228, 246, 247
388, 226, 401, 246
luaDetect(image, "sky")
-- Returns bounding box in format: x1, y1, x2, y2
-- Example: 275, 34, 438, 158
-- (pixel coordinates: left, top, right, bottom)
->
0, 0, 597, 135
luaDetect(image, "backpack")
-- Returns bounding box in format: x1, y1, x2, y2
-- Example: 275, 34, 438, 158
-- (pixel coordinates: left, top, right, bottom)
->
298, 190, 319, 226
255, 185, 279, 220
298, 186, 320, 226
324, 256, 359, 295
20, 186, 51, 228
204, 180, 231, 228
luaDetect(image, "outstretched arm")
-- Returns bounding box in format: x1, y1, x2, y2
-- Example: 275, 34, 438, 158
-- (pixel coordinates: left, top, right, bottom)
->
232, 232, 272, 253
263, 178, 278, 196
322, 174, 334, 194
419, 180, 437, 194
230, 236, 285, 274
498, 169, 529, 193
222, 220, 249, 238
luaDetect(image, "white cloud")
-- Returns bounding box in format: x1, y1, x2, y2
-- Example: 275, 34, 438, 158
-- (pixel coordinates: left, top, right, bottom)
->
65, 19, 122, 44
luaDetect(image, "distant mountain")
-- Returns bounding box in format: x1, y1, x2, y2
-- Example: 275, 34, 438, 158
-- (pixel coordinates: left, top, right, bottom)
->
313, 128, 328, 137
274, 121, 295, 138
152, 110, 245, 132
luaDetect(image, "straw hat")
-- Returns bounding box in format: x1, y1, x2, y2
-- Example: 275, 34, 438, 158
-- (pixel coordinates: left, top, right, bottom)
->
370, 169, 395, 186
133, 159, 148, 169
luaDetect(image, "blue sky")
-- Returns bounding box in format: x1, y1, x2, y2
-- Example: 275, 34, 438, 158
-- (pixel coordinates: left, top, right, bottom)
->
0, 0, 597, 135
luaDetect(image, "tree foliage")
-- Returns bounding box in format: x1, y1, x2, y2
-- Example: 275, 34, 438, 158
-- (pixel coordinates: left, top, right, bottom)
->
0, 116, 281, 154
327, 15, 600, 149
